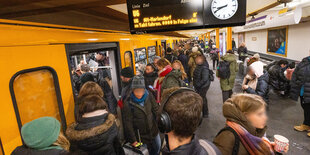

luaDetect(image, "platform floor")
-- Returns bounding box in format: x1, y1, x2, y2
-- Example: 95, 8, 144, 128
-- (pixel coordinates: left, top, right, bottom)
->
196, 58, 310, 155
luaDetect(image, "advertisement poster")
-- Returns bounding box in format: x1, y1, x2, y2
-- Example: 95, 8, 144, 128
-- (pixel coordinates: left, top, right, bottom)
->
267, 27, 287, 56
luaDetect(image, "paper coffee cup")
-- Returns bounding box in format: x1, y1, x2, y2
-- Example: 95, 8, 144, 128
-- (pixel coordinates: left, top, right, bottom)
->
274, 135, 289, 153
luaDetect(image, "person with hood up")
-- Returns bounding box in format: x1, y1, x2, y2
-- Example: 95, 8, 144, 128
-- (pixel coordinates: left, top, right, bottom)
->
12, 117, 70, 155
122, 76, 160, 155
154, 58, 182, 103
193, 55, 211, 117
188, 46, 201, 81
242, 61, 270, 103
66, 95, 124, 155
214, 94, 289, 155
217, 50, 239, 102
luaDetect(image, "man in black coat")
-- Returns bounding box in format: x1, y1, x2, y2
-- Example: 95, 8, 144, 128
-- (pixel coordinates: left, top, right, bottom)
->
177, 49, 189, 74
268, 60, 289, 93
290, 55, 310, 136
193, 55, 211, 117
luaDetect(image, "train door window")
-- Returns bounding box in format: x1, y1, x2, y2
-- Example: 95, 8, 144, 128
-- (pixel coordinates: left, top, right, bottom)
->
9, 67, 67, 132
66, 42, 122, 98
124, 51, 133, 68
134, 47, 147, 76
147, 46, 156, 63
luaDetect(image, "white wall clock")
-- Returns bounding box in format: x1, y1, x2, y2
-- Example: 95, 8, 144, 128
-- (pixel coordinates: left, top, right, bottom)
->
211, 0, 238, 20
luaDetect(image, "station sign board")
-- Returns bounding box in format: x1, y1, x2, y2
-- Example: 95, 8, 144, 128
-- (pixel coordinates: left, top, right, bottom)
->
127, 0, 247, 34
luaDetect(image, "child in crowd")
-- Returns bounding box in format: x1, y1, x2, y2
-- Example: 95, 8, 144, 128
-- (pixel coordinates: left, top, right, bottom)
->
12, 117, 70, 155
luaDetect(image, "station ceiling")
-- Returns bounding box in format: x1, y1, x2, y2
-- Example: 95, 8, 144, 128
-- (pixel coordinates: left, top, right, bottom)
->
0, 0, 307, 37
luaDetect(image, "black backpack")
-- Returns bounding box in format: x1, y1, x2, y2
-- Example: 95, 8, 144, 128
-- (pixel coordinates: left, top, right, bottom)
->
216, 127, 240, 155
218, 61, 231, 79
209, 69, 215, 82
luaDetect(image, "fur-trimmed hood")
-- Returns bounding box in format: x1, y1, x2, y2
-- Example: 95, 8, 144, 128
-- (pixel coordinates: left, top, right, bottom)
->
66, 114, 115, 141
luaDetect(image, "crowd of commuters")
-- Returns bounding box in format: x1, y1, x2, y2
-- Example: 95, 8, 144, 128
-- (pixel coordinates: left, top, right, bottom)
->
13, 39, 310, 155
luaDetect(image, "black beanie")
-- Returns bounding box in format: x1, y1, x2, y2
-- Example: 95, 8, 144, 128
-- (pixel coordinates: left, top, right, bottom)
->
80, 72, 95, 86
121, 67, 134, 78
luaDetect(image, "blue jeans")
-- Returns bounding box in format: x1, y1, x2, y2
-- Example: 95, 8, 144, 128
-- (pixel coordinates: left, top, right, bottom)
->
149, 134, 161, 155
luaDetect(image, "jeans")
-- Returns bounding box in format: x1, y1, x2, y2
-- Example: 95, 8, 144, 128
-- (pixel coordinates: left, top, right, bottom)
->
197, 86, 210, 116
301, 97, 310, 126
222, 90, 233, 103
149, 134, 161, 155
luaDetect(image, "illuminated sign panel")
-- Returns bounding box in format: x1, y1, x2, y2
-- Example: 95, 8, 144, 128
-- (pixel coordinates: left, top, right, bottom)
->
127, 0, 246, 34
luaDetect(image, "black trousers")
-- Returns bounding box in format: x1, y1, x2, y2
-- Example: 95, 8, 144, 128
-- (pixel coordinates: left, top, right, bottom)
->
197, 85, 210, 116
301, 97, 310, 126
212, 59, 219, 70
222, 90, 233, 103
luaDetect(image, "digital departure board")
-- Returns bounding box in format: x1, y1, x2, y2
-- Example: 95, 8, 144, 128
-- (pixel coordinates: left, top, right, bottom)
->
127, 0, 247, 34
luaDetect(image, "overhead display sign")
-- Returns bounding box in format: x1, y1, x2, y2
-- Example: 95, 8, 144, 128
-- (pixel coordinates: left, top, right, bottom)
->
127, 0, 246, 34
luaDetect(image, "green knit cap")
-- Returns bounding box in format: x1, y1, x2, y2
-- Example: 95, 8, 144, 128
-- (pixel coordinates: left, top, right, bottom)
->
21, 117, 61, 150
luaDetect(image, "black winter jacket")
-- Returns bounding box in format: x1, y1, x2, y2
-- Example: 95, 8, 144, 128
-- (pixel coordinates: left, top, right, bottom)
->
144, 72, 158, 87
122, 92, 159, 145
165, 54, 177, 63
98, 78, 117, 115
66, 113, 125, 155
290, 57, 310, 102
12, 146, 67, 155
193, 61, 211, 90
162, 135, 221, 155
245, 72, 270, 103
268, 65, 288, 91
178, 53, 189, 73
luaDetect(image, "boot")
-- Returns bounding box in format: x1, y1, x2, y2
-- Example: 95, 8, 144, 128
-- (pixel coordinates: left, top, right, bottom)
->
294, 124, 310, 132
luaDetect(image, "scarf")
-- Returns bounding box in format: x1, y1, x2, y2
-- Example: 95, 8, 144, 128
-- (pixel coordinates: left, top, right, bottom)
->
130, 89, 148, 106
242, 74, 258, 91
227, 121, 274, 155
153, 65, 172, 103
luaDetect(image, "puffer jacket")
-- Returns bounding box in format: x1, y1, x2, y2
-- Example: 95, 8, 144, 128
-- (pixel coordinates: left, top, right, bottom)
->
245, 72, 270, 103
66, 113, 124, 155
214, 101, 268, 155
122, 92, 159, 146
188, 51, 201, 77
290, 56, 310, 102
12, 146, 68, 155
268, 65, 288, 91
161, 69, 183, 91
193, 61, 211, 90
217, 53, 239, 91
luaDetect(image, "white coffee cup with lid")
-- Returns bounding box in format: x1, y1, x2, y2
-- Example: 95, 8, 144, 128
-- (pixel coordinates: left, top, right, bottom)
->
274, 135, 289, 153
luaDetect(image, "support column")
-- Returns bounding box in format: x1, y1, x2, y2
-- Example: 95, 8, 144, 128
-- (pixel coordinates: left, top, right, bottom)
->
226, 27, 232, 51
216, 28, 220, 49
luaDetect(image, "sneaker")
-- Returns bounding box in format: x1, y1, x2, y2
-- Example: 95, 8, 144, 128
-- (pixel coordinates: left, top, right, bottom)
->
294, 124, 310, 132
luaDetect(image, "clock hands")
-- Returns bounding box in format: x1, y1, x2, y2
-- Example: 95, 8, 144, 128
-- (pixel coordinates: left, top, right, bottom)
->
214, 4, 228, 14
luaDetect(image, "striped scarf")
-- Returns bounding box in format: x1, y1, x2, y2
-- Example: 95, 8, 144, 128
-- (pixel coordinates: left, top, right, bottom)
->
227, 121, 275, 155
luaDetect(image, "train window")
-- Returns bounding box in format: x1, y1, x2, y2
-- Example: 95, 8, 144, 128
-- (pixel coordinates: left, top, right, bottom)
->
0, 138, 3, 155
124, 51, 133, 68
9, 67, 67, 133
147, 46, 156, 63
134, 47, 147, 76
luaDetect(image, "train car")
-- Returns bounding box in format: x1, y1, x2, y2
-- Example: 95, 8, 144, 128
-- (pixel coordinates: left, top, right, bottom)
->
0, 19, 182, 154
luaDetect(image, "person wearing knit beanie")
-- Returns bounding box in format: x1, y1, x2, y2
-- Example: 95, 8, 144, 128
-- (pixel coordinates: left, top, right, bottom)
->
121, 67, 134, 79
131, 76, 146, 89
11, 117, 69, 154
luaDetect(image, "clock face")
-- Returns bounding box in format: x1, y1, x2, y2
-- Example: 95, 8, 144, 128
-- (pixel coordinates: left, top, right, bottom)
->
211, 0, 238, 20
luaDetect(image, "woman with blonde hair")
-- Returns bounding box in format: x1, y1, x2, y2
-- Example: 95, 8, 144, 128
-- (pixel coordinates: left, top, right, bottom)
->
214, 94, 289, 155
12, 117, 70, 155
172, 60, 189, 85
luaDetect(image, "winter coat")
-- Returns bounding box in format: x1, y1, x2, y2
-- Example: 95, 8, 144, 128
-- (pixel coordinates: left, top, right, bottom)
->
165, 54, 177, 63
268, 65, 288, 91
121, 79, 132, 101
178, 53, 189, 73
161, 69, 183, 91
242, 74, 257, 91
193, 61, 211, 90
188, 51, 201, 77
98, 78, 117, 115
237, 46, 248, 57
245, 72, 270, 103
144, 72, 158, 87
122, 92, 159, 145
217, 54, 239, 91
213, 101, 268, 155
162, 135, 221, 155
66, 113, 124, 155
12, 146, 68, 155
290, 56, 310, 102
210, 48, 219, 60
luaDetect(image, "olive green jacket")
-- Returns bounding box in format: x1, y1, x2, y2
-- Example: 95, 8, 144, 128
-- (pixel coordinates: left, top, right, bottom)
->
216, 53, 238, 91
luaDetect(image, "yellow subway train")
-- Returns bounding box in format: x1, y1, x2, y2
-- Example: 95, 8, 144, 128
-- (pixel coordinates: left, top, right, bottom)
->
0, 19, 182, 154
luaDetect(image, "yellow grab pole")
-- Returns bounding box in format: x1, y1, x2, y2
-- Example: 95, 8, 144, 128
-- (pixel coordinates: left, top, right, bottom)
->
226, 27, 232, 51
216, 28, 220, 49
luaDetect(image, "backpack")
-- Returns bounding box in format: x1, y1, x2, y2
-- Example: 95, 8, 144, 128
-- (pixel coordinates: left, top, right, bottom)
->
218, 61, 231, 79
216, 127, 240, 155
209, 69, 215, 82
199, 139, 222, 155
